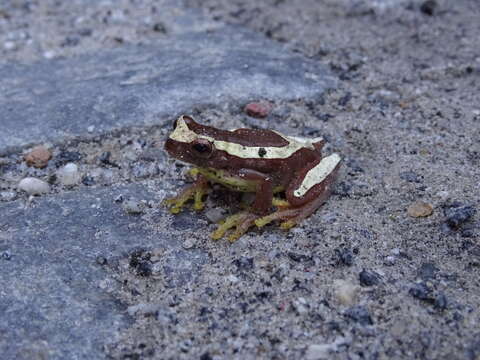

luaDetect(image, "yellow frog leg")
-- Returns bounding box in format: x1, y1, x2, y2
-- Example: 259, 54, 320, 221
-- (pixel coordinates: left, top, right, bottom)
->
163, 174, 209, 214
272, 197, 290, 208
256, 193, 329, 229
211, 211, 258, 242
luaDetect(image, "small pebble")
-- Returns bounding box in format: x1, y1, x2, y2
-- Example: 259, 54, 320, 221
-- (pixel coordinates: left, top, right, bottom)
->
18, 177, 50, 195
57, 163, 80, 185
4, 41, 16, 50
87, 125, 95, 133
182, 238, 196, 249
335, 248, 354, 266
434, 293, 448, 311
359, 269, 380, 287
204, 207, 227, 223
409, 282, 433, 302
333, 279, 358, 306
55, 151, 82, 167
96, 256, 107, 265
24, 145, 52, 168
417, 262, 438, 281
444, 204, 476, 228
420, 0, 437, 16
344, 305, 373, 325
245, 101, 273, 118
82, 176, 95, 186
43, 50, 56, 59
407, 201, 433, 217
123, 200, 144, 214
400, 171, 422, 183
99, 151, 112, 165
384, 256, 396, 266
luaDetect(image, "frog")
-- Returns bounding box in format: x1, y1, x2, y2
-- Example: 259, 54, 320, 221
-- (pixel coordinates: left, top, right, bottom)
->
164, 115, 341, 242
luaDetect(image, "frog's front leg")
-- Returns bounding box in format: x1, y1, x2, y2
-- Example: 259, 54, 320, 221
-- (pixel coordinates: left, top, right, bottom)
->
237, 168, 274, 215
163, 171, 209, 214
256, 154, 341, 229
211, 169, 273, 242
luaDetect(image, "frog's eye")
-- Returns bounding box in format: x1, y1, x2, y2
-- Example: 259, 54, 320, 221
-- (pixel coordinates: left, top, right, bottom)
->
191, 139, 213, 158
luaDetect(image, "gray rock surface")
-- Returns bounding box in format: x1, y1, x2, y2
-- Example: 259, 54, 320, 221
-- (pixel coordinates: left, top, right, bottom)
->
0, 26, 335, 153
0, 185, 207, 360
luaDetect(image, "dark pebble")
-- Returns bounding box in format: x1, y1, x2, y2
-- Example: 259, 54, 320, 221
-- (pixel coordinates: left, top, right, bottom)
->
62, 35, 80, 47
338, 92, 352, 107
347, 159, 364, 174
399, 171, 422, 183
344, 305, 373, 325
444, 204, 476, 228
409, 282, 433, 302
335, 247, 354, 266
205, 287, 214, 296
78, 28, 93, 37
317, 113, 334, 121
434, 293, 448, 311
1, 251, 11, 260
55, 151, 82, 167
99, 151, 112, 165
461, 226, 476, 238
288, 252, 313, 263
417, 262, 439, 281
333, 181, 351, 197
200, 352, 213, 360
129, 249, 152, 277
153, 22, 167, 33
96, 256, 107, 265
359, 269, 380, 287
232, 257, 254, 271
420, 0, 437, 16
82, 176, 95, 186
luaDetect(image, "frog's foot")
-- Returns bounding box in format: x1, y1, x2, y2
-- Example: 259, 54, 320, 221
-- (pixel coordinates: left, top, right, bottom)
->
255, 195, 326, 230
211, 211, 259, 242
163, 175, 209, 214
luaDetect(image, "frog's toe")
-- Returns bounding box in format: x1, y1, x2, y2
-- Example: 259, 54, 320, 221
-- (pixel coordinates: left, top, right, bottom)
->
280, 219, 297, 230
255, 207, 299, 228
211, 212, 257, 242
193, 188, 207, 211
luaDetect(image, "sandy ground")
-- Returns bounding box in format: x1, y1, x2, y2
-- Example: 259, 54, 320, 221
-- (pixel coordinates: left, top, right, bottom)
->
1, 0, 479, 359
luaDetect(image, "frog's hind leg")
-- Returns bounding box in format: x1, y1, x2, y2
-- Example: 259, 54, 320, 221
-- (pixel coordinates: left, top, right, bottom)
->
163, 173, 209, 214
255, 191, 329, 230
256, 154, 341, 230
211, 211, 258, 242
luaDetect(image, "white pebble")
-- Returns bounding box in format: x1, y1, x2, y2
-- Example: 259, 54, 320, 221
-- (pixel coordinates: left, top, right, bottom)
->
18, 177, 50, 195
123, 200, 144, 214
182, 238, 196, 249
43, 50, 56, 59
87, 125, 95, 133
57, 163, 80, 185
4, 41, 16, 50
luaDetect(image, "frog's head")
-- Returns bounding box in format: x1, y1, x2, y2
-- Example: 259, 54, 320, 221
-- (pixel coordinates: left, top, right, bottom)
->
165, 115, 224, 167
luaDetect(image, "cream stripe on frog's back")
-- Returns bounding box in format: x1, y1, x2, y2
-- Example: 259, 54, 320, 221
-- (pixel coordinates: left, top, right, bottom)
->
212, 138, 315, 159
212, 132, 322, 159
293, 153, 341, 198
170, 116, 323, 159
